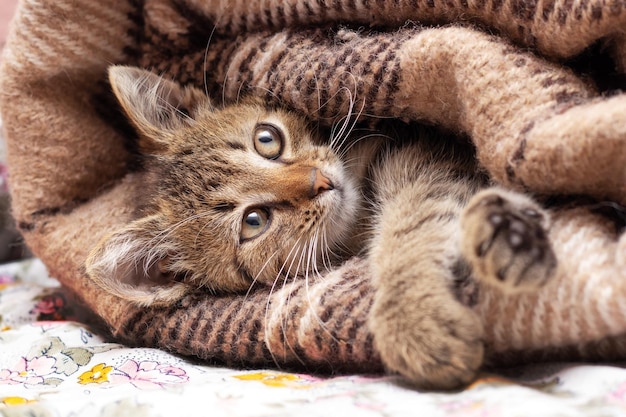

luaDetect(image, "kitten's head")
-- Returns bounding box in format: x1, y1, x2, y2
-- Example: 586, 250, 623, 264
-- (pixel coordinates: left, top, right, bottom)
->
85, 66, 360, 306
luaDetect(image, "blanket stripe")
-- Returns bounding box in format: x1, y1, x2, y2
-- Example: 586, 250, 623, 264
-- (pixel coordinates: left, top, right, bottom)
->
185, 0, 626, 57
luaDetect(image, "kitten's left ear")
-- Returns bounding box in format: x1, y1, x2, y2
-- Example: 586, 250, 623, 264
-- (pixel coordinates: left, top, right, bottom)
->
85, 215, 190, 306
108, 65, 210, 152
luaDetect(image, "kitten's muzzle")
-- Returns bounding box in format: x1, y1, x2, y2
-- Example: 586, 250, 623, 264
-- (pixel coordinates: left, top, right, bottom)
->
277, 165, 334, 200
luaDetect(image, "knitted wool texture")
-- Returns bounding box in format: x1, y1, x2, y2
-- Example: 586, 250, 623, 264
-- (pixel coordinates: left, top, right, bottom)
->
0, 0, 625, 372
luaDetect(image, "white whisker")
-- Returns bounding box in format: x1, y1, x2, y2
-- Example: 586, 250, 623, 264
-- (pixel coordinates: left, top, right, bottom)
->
251, 85, 281, 102
235, 80, 247, 105
321, 228, 334, 273
276, 239, 309, 366
329, 86, 359, 150
301, 232, 342, 345
263, 236, 307, 369
203, 24, 218, 100
244, 251, 279, 299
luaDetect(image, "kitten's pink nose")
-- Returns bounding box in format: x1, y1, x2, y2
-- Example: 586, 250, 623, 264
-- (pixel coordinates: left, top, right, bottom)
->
311, 168, 334, 197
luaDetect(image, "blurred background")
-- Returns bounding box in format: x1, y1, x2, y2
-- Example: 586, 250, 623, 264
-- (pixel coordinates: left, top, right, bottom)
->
0, 0, 17, 50
0, 0, 32, 263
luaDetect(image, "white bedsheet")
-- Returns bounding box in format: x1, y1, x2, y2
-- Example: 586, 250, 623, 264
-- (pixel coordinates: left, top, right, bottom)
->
1, 259, 626, 416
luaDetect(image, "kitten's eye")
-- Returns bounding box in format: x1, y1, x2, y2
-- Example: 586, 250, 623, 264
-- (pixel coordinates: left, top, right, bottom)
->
241, 208, 270, 241
253, 123, 283, 159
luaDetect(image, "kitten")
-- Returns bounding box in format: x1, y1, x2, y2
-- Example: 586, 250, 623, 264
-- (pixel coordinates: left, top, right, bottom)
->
86, 66, 557, 389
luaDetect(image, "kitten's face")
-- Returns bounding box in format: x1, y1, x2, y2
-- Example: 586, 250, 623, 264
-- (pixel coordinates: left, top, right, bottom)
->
149, 100, 359, 291
85, 66, 360, 304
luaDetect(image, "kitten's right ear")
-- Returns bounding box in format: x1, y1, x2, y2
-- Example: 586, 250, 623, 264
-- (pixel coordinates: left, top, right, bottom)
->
85, 215, 189, 307
108, 65, 210, 152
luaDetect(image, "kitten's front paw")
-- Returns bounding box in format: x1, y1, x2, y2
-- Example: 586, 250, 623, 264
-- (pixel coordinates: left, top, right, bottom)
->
461, 188, 557, 292
372, 296, 484, 390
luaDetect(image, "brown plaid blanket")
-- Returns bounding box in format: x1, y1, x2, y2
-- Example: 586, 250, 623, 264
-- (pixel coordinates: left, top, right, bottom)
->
1, 0, 626, 380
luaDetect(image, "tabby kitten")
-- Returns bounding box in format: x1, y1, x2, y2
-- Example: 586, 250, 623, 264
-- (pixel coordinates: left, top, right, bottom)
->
86, 66, 557, 389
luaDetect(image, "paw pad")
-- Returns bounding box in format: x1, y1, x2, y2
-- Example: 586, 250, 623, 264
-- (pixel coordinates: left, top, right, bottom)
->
462, 189, 557, 292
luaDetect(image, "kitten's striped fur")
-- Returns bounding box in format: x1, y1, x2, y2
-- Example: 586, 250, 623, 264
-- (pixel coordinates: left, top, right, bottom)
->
86, 66, 557, 389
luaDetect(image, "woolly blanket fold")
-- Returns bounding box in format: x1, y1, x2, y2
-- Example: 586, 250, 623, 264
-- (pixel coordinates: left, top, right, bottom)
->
1, 0, 626, 376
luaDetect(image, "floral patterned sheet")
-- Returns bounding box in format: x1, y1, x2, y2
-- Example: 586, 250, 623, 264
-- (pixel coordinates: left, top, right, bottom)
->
1, 259, 626, 417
